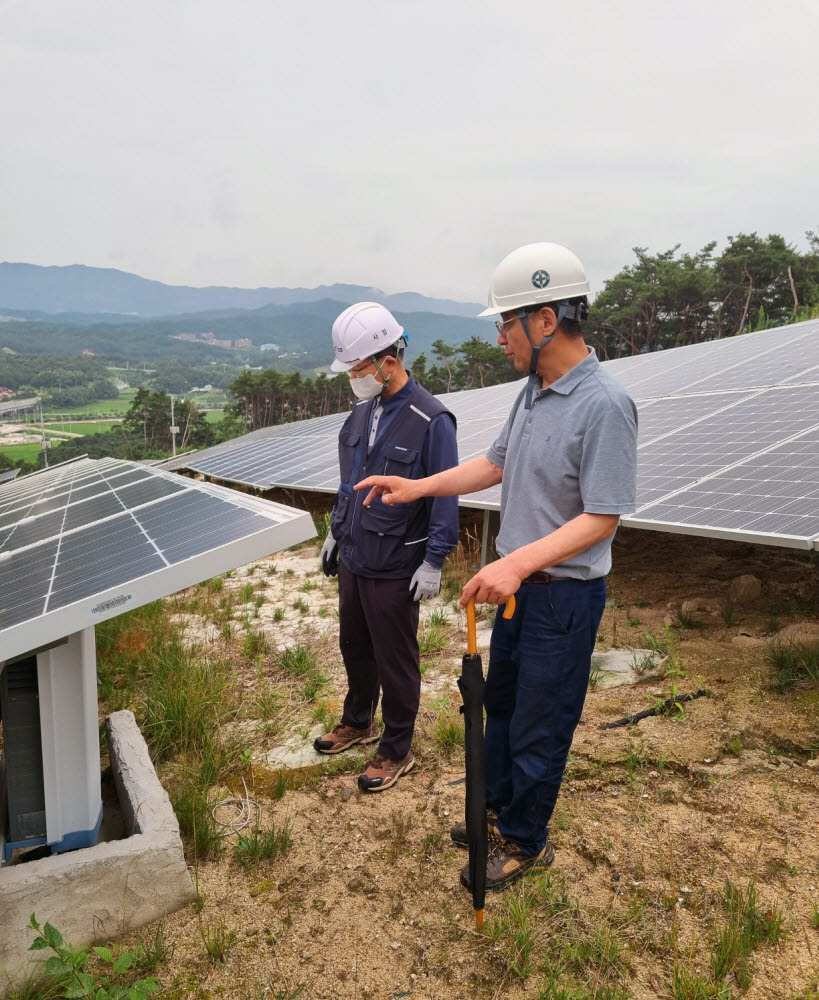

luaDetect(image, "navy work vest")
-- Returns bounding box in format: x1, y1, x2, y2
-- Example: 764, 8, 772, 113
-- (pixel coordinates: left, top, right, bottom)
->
331, 382, 455, 579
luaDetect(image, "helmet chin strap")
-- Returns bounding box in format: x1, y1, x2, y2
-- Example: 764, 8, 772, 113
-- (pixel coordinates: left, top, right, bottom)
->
519, 304, 568, 409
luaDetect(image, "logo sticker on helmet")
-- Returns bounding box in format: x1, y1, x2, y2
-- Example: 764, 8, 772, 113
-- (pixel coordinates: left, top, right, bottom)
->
531, 270, 551, 289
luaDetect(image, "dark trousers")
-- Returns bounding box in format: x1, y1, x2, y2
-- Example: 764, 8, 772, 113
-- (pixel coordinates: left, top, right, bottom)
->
338, 563, 421, 760
484, 577, 606, 856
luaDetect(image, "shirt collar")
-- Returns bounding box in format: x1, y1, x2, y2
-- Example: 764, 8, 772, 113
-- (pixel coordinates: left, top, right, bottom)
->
538, 347, 599, 396
376, 372, 415, 410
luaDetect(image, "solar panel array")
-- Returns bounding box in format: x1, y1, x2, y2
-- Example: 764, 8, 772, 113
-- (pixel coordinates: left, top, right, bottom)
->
0, 457, 315, 661
170, 320, 819, 549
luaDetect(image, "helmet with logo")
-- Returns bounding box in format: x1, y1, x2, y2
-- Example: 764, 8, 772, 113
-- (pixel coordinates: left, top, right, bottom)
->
477, 242, 590, 318
330, 302, 407, 373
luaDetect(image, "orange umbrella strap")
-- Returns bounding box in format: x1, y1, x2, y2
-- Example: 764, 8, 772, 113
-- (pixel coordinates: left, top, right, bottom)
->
466, 595, 516, 655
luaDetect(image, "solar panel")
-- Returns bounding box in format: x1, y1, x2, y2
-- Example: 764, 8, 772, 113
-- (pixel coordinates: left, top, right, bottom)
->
0, 468, 20, 486
0, 457, 315, 661
168, 320, 819, 549
630, 426, 819, 547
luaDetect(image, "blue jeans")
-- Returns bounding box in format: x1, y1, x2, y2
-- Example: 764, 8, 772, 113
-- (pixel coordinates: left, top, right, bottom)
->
484, 578, 606, 856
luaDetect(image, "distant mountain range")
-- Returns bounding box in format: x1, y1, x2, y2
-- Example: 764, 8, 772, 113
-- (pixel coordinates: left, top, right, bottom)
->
0, 262, 483, 319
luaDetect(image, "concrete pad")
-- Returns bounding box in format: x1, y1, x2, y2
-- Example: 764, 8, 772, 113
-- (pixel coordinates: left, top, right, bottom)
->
0, 710, 194, 990
591, 647, 667, 689
263, 723, 334, 769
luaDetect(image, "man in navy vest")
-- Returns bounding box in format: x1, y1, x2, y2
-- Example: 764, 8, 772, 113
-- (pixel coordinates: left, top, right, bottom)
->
315, 302, 459, 792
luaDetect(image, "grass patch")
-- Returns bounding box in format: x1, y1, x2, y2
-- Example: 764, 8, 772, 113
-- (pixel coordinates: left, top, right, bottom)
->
767, 639, 819, 692
485, 871, 628, 997
418, 621, 449, 656
96, 602, 238, 858
0, 441, 59, 464
234, 821, 293, 867
279, 644, 317, 676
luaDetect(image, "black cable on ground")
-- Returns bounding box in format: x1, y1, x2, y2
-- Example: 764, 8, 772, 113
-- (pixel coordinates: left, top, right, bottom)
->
599, 689, 708, 730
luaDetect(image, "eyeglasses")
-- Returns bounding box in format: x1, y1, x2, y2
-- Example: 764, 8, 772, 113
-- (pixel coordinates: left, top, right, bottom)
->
494, 316, 518, 336
348, 360, 375, 377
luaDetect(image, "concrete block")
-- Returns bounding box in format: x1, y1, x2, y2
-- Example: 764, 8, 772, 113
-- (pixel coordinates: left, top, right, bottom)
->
0, 710, 194, 990
591, 647, 667, 689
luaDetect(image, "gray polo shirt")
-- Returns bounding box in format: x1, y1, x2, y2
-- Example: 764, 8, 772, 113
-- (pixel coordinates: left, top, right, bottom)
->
486, 347, 637, 580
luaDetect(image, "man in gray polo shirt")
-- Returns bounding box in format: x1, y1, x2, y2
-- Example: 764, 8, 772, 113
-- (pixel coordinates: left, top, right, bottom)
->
356, 242, 638, 892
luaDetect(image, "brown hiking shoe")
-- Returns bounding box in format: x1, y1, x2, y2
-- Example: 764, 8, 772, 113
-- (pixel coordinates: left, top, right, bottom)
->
358, 752, 415, 792
460, 838, 555, 893
314, 722, 379, 755
450, 808, 501, 848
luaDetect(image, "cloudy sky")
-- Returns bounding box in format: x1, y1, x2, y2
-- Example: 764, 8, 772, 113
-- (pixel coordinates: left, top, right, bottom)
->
2, 0, 818, 302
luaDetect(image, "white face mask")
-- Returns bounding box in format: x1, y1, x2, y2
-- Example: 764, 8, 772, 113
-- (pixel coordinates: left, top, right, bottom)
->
350, 373, 385, 400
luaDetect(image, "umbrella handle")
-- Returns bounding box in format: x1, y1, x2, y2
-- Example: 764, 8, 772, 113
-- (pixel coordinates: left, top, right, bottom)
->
466, 595, 516, 655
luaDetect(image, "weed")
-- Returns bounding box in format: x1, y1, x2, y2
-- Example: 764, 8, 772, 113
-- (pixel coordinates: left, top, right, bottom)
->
280, 645, 317, 677
170, 782, 223, 859
426, 607, 450, 627
505, 891, 536, 979
433, 711, 462, 754
767, 639, 819, 692
26, 914, 159, 999
421, 830, 443, 858
301, 669, 329, 702
728, 736, 743, 756
589, 658, 604, 689
643, 627, 674, 657
238, 582, 255, 603
625, 739, 646, 787
300, 579, 318, 592
720, 599, 737, 627
441, 532, 481, 602
242, 628, 269, 660
709, 881, 785, 986
315, 511, 332, 543
292, 597, 309, 614
272, 606, 286, 622
235, 821, 293, 866
418, 621, 449, 656
666, 964, 731, 999
132, 921, 174, 974
311, 701, 335, 730
205, 576, 224, 593
267, 563, 277, 574
671, 606, 705, 630
810, 902, 819, 930
199, 916, 237, 963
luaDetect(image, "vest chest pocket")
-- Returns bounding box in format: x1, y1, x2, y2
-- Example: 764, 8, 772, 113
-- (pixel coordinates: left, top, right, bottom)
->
381, 441, 419, 478
359, 501, 411, 573
338, 429, 361, 483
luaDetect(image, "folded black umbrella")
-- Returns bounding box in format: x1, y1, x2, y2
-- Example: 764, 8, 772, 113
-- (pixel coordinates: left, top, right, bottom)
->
458, 596, 516, 928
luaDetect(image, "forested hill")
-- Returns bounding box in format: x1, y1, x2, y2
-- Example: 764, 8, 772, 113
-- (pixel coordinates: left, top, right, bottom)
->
0, 298, 495, 367
0, 262, 482, 318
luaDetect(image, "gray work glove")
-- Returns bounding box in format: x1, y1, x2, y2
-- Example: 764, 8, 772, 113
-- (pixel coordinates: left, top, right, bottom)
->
320, 530, 339, 577
409, 561, 442, 601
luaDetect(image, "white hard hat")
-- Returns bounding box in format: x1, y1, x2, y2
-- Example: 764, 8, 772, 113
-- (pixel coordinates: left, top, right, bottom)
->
330, 302, 406, 372
478, 243, 590, 318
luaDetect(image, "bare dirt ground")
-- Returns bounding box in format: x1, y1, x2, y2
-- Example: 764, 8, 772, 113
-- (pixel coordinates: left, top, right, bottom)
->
107, 529, 818, 999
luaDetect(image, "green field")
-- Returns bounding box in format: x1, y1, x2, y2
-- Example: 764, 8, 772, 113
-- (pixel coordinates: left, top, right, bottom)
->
204, 410, 225, 424
43, 420, 122, 435
42, 389, 138, 419
0, 441, 60, 464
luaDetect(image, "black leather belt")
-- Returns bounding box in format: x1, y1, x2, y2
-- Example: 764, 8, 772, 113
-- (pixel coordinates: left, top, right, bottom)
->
521, 571, 567, 584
